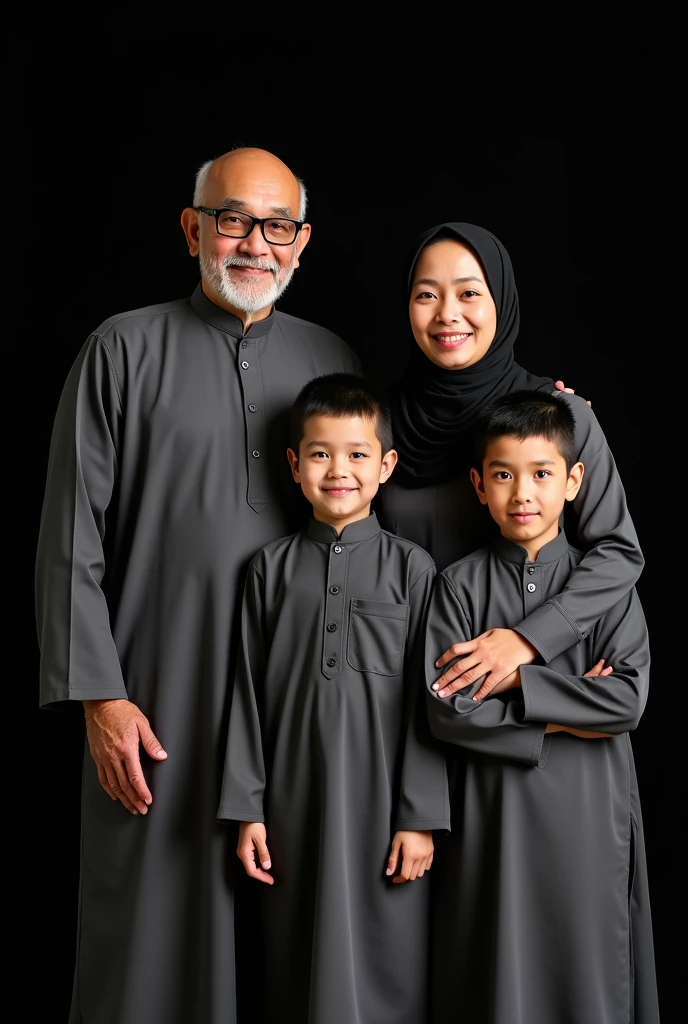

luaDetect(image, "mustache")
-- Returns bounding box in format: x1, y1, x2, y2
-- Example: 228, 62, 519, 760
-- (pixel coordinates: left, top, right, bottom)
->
222, 255, 279, 274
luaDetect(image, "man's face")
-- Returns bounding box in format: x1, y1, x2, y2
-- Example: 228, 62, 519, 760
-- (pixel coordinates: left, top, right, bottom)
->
287, 414, 397, 532
182, 151, 311, 320
470, 434, 583, 561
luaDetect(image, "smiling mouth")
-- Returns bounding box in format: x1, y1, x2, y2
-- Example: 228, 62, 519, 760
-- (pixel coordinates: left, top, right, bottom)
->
431, 332, 472, 348
323, 488, 357, 496
509, 512, 539, 523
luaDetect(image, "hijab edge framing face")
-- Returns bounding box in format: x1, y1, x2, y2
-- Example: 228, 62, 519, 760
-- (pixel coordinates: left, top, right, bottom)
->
390, 222, 554, 488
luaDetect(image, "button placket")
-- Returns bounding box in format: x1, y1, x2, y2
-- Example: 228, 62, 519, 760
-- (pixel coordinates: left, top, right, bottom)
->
322, 544, 347, 678
237, 339, 268, 512
523, 562, 543, 609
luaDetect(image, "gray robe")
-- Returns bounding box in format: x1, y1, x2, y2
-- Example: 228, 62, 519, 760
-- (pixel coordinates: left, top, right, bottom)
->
35, 284, 360, 1024
377, 391, 644, 663
217, 514, 450, 1024
424, 530, 659, 1024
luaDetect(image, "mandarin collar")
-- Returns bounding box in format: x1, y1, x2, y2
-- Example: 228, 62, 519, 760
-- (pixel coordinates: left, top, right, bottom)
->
306, 513, 381, 545
494, 528, 570, 565
190, 283, 275, 339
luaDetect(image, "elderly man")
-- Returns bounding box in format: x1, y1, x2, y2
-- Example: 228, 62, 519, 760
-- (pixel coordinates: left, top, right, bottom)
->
36, 147, 360, 1024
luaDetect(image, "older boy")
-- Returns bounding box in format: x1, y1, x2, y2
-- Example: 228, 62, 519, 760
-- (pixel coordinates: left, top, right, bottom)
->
425, 390, 659, 1024
218, 373, 449, 1024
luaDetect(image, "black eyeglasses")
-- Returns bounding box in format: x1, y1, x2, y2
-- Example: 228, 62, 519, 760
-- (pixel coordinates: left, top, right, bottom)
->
194, 207, 303, 245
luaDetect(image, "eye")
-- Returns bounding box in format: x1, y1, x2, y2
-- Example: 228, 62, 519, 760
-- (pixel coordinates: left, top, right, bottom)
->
494, 471, 512, 480
414, 290, 437, 300
311, 451, 329, 459
462, 289, 479, 299
534, 470, 551, 479
350, 452, 367, 459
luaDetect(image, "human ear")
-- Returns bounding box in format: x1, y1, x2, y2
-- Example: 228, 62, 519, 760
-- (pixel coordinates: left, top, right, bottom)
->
293, 223, 311, 268
286, 448, 300, 483
379, 448, 398, 483
180, 208, 201, 257
469, 467, 488, 504
565, 462, 584, 502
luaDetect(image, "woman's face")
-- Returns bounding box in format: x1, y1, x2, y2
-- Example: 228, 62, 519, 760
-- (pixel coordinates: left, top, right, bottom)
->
408, 239, 497, 370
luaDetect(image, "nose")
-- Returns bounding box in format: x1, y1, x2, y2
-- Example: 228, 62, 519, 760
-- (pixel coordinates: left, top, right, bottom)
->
511, 480, 533, 505
327, 455, 349, 478
435, 299, 462, 325
237, 222, 270, 256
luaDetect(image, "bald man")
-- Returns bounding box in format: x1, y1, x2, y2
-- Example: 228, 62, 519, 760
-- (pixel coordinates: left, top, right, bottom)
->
36, 148, 360, 1024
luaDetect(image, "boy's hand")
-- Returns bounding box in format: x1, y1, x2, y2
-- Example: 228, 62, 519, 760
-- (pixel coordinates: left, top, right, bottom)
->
386, 830, 433, 884
433, 629, 537, 700
237, 822, 273, 885
472, 667, 521, 701
546, 660, 614, 739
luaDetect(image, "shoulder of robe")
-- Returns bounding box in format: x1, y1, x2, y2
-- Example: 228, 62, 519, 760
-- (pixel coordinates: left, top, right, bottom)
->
549, 389, 603, 435
441, 546, 493, 586
249, 530, 303, 572
379, 529, 435, 575
273, 311, 348, 347
92, 297, 191, 342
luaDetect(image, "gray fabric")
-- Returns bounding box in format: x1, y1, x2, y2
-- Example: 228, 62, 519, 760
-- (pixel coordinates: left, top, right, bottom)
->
218, 513, 450, 1023
377, 390, 644, 662
35, 285, 360, 1024
424, 529, 659, 1024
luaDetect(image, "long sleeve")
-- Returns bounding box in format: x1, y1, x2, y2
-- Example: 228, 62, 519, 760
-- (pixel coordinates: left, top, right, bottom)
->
425, 573, 548, 767
513, 394, 644, 662
36, 335, 127, 707
216, 563, 268, 823
520, 587, 650, 734
394, 564, 451, 832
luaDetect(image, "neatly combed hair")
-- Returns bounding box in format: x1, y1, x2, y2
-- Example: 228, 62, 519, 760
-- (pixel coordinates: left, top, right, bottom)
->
193, 154, 308, 220
290, 373, 393, 456
473, 390, 577, 471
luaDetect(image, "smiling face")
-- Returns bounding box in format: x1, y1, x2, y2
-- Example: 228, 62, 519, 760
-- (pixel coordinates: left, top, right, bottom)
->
180, 148, 311, 323
287, 413, 397, 532
408, 238, 498, 370
470, 434, 583, 561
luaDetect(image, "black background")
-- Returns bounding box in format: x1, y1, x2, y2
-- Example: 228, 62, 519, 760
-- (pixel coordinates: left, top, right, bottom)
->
6, 11, 679, 1021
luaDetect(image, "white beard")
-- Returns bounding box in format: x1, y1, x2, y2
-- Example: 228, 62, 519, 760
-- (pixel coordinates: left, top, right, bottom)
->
199, 251, 297, 314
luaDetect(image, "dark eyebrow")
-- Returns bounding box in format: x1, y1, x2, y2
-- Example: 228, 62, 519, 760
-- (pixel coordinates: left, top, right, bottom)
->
306, 440, 373, 449
487, 458, 557, 468
413, 276, 484, 287
219, 198, 294, 217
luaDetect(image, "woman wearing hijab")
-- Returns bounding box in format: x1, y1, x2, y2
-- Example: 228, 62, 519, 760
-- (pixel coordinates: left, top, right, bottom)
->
376, 223, 659, 1023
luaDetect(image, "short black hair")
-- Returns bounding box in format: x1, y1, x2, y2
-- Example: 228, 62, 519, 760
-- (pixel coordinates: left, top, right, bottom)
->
473, 390, 577, 472
290, 373, 394, 456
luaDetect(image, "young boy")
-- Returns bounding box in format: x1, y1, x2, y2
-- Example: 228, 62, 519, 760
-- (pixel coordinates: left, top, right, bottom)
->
217, 373, 449, 1024
424, 390, 659, 1024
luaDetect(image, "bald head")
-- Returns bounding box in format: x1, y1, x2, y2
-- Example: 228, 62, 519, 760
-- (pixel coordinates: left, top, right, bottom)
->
193, 148, 307, 221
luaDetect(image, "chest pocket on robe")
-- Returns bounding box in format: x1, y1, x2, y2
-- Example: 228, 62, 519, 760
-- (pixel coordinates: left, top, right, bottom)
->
347, 599, 409, 676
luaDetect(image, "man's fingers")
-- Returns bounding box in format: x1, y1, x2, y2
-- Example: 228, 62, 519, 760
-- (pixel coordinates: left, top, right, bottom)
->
123, 753, 153, 806
238, 846, 273, 884
138, 721, 168, 761
96, 763, 117, 800
113, 760, 148, 814
103, 763, 139, 814
473, 679, 496, 702
432, 657, 481, 693
601, 665, 613, 676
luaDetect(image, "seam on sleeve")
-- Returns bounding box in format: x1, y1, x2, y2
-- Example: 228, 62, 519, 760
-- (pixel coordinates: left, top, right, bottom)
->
97, 336, 123, 410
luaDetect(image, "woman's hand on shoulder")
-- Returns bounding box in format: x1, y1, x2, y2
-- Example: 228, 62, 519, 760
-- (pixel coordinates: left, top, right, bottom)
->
555, 380, 592, 407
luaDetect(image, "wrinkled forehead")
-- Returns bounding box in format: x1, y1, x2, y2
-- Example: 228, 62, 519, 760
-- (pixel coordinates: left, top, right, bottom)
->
205, 155, 300, 215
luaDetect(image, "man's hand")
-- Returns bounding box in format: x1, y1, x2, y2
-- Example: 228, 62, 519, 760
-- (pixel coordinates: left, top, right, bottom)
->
386, 830, 433, 884
432, 629, 537, 701
237, 822, 273, 884
546, 659, 614, 738
555, 379, 591, 407
83, 698, 167, 815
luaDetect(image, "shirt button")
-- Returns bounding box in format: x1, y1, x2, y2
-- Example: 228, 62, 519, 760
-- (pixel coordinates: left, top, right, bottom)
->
248, 403, 257, 412
329, 586, 340, 594
241, 341, 248, 348
326, 657, 337, 667
333, 545, 342, 553
241, 360, 250, 369
252, 450, 260, 458
327, 622, 338, 633
527, 583, 537, 593
527, 566, 535, 575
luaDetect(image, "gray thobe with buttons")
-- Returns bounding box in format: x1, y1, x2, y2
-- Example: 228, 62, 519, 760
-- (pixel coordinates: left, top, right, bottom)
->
217, 514, 450, 1024
425, 531, 659, 1024
35, 285, 360, 1024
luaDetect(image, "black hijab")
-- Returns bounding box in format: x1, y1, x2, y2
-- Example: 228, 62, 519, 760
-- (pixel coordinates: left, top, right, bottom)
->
390, 222, 553, 487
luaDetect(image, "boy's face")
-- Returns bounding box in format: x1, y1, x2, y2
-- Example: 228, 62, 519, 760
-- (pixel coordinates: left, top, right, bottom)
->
287, 414, 397, 532
470, 434, 583, 561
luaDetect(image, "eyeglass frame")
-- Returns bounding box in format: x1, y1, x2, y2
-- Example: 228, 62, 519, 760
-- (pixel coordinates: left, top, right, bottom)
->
193, 206, 304, 246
